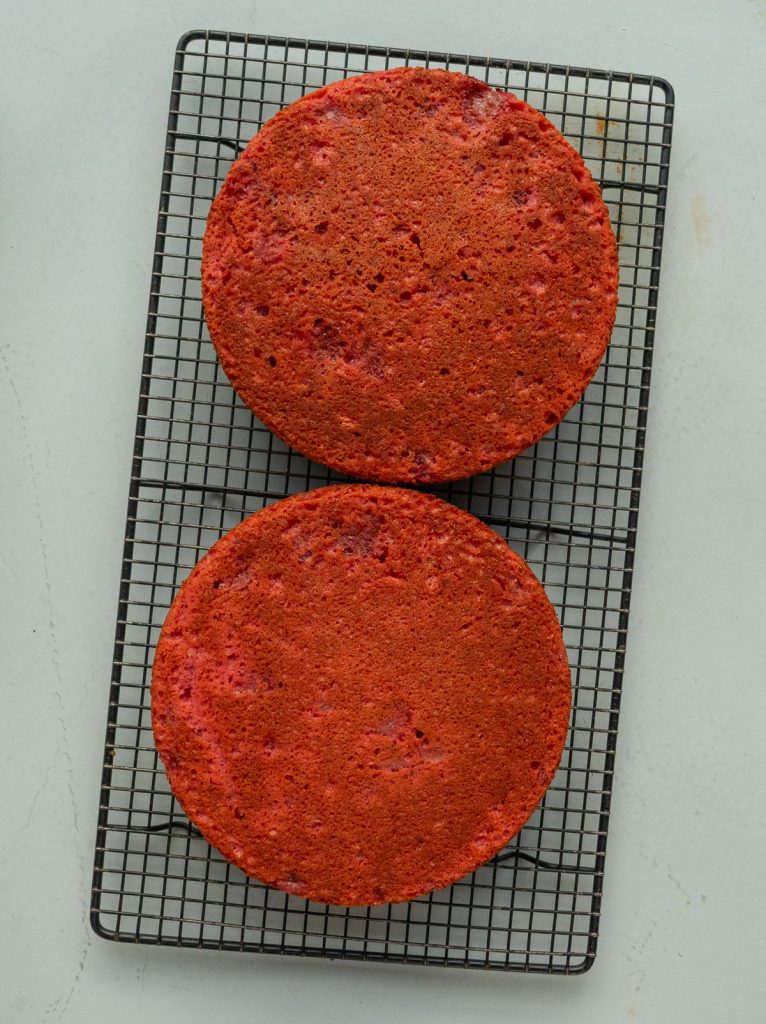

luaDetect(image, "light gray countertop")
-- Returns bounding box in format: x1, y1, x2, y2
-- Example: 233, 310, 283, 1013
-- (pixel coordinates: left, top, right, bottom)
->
2, 1, 765, 1020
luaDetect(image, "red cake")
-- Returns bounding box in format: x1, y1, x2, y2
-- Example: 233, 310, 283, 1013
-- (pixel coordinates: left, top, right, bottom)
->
151, 485, 571, 905
202, 66, 618, 483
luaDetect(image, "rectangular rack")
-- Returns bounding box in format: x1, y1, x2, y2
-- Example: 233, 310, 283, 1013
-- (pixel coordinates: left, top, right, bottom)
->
90, 30, 674, 974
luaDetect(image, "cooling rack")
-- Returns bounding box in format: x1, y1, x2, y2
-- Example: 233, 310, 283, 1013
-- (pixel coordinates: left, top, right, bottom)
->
90, 29, 674, 974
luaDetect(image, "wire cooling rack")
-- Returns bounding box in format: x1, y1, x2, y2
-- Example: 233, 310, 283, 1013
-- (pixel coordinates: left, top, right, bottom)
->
90, 30, 674, 974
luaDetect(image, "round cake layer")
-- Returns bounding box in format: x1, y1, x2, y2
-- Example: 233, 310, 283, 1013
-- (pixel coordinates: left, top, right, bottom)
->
151, 485, 571, 905
202, 66, 618, 482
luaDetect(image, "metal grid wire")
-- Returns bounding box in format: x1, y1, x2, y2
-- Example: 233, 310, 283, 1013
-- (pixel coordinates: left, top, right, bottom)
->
90, 30, 674, 974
